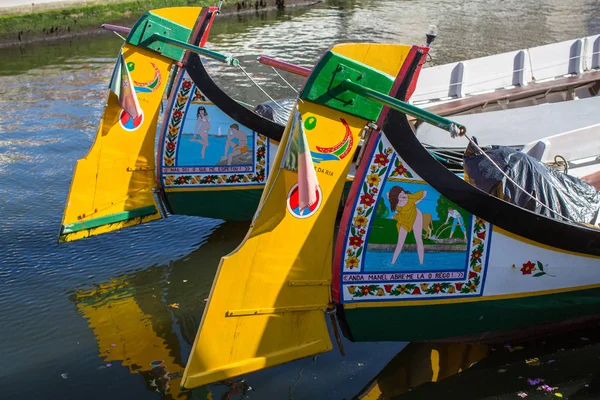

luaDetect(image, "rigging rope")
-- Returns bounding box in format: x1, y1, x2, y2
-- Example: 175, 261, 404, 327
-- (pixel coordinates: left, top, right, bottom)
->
237, 64, 287, 111
271, 66, 299, 94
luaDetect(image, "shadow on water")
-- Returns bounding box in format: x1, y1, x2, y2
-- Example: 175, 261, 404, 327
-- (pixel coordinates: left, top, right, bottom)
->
355, 323, 600, 400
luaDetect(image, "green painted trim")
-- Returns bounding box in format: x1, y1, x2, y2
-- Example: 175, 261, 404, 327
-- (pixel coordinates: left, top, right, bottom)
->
147, 34, 239, 65
341, 79, 465, 136
61, 205, 158, 234
127, 11, 192, 61
343, 287, 600, 342
300, 51, 394, 121
165, 189, 263, 221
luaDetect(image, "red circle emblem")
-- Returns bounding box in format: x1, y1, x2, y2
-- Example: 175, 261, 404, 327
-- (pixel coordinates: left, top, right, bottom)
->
286, 183, 322, 218
119, 110, 144, 131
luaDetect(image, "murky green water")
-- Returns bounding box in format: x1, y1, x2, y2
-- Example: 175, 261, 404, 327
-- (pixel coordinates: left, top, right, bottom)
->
0, 1, 598, 399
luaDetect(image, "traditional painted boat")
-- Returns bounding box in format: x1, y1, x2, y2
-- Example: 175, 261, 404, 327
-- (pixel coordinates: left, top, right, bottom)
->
58, 4, 600, 241
180, 38, 600, 390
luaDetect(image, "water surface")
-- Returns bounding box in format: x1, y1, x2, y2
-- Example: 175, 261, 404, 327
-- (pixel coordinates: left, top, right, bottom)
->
0, 1, 598, 399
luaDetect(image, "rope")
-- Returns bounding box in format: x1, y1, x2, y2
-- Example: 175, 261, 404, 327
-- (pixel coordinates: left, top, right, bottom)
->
237, 64, 287, 111
112, 31, 126, 41
271, 66, 299, 94
462, 134, 581, 225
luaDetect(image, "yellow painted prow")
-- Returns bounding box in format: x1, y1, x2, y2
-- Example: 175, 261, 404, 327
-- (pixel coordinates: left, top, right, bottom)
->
182, 42, 414, 389
59, 7, 203, 242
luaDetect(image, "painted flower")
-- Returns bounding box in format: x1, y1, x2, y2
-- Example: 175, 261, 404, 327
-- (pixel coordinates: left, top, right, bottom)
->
412, 287, 421, 295
372, 187, 379, 194
361, 286, 370, 296
164, 176, 174, 186
447, 286, 456, 294
398, 285, 408, 294
374, 153, 389, 167
357, 207, 364, 213
477, 231, 486, 239
177, 94, 187, 104
384, 284, 393, 293
376, 288, 385, 296
257, 148, 266, 158
370, 165, 377, 172
467, 282, 478, 292
476, 218, 485, 225
384, 147, 393, 155
471, 249, 482, 262
366, 173, 381, 187
230, 175, 240, 183
521, 261, 536, 275
359, 193, 375, 207
395, 165, 407, 176
203, 175, 214, 183
353, 215, 368, 227
173, 110, 183, 120
455, 283, 464, 291
164, 157, 174, 166
348, 286, 356, 294
345, 256, 359, 269
255, 173, 265, 181
182, 80, 192, 89
420, 283, 429, 291
168, 125, 179, 135
346, 249, 353, 255
432, 283, 443, 293
166, 142, 176, 151
359, 229, 366, 235
349, 235, 364, 248
176, 176, 187, 185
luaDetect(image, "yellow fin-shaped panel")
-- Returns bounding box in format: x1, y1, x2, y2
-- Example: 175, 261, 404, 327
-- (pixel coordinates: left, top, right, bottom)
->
182, 100, 367, 388
59, 8, 202, 243
181, 42, 414, 389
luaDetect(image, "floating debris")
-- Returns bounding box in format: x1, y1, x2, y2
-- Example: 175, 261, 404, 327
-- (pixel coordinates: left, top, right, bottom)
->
61, 373, 68, 379
517, 391, 528, 398
554, 394, 563, 398
168, 303, 180, 309
498, 369, 508, 373
527, 378, 544, 386
525, 358, 540, 366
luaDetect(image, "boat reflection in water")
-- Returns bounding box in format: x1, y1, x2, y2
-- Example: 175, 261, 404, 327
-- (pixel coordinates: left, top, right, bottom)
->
67, 221, 251, 399
356, 343, 489, 399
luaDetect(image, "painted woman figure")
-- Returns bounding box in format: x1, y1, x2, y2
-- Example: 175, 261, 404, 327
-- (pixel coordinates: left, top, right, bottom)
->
191, 106, 210, 159
387, 186, 427, 265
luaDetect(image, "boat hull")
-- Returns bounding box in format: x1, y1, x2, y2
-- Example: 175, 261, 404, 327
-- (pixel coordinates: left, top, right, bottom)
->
340, 287, 600, 343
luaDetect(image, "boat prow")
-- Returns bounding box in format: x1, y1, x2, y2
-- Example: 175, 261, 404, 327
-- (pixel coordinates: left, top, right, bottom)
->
181, 42, 427, 389
58, 7, 211, 242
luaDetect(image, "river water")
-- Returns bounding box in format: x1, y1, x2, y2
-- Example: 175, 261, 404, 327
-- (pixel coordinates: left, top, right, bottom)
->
0, 1, 598, 399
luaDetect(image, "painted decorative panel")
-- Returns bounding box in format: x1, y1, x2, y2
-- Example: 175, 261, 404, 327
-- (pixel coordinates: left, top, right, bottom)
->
159, 71, 272, 188
339, 134, 492, 302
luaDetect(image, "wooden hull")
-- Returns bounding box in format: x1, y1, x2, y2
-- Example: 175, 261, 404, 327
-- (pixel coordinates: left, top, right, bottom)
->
332, 48, 600, 345
339, 287, 600, 343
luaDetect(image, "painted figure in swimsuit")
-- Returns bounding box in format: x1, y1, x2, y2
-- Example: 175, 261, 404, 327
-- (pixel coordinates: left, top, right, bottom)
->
191, 106, 210, 159
387, 186, 427, 265
221, 124, 249, 165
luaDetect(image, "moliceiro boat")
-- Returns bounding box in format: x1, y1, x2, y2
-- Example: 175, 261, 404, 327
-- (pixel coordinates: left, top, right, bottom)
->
58, 4, 600, 241
181, 41, 600, 389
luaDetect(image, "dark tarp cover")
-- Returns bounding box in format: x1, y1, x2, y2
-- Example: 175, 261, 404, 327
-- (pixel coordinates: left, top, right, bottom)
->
254, 98, 295, 126
463, 140, 600, 226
